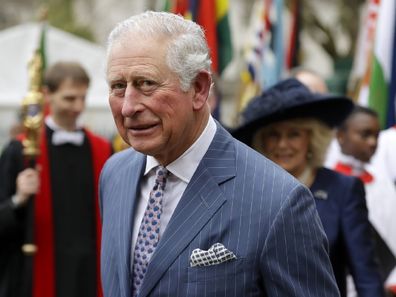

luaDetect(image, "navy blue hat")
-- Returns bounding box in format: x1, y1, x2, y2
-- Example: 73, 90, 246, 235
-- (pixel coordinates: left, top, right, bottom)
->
232, 78, 354, 144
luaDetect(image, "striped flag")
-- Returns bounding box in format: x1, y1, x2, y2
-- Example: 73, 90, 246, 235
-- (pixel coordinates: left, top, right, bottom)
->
237, 0, 267, 112
262, 0, 285, 88
390, 22, 396, 127
350, 0, 381, 105
367, 0, 396, 128
171, 0, 233, 75
163, 0, 173, 12
286, 0, 301, 69
237, 0, 285, 112
215, 0, 232, 74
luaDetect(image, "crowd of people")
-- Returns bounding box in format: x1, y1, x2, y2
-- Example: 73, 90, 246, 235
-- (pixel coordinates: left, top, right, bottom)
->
0, 10, 395, 297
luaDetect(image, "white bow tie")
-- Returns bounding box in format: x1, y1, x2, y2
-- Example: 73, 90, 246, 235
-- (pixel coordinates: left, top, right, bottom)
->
52, 130, 84, 146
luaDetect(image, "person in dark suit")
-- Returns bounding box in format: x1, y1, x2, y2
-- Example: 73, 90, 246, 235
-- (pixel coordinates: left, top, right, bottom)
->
0, 61, 112, 297
99, 11, 339, 297
233, 78, 385, 297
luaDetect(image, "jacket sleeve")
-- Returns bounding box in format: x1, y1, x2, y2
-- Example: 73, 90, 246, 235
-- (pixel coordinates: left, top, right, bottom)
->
0, 140, 27, 238
341, 177, 385, 297
261, 183, 341, 296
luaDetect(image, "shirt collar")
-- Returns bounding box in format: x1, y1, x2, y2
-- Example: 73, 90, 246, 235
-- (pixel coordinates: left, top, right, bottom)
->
46, 116, 85, 146
145, 116, 217, 182
45, 116, 83, 131
338, 152, 367, 174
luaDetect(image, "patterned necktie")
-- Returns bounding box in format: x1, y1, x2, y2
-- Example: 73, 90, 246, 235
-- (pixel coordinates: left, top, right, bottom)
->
132, 166, 169, 296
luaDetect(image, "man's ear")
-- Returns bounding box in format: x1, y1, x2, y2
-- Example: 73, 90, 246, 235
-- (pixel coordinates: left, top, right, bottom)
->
192, 70, 212, 110
336, 129, 344, 145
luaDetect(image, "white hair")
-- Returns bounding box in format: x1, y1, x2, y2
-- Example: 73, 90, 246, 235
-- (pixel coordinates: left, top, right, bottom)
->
106, 11, 212, 91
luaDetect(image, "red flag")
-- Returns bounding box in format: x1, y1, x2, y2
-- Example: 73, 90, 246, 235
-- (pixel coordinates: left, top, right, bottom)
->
197, 0, 219, 72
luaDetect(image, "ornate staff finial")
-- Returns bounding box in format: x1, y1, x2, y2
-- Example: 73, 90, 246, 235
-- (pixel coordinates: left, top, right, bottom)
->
21, 50, 45, 159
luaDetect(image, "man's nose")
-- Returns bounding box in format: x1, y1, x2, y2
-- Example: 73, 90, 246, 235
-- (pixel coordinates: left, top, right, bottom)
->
367, 135, 378, 149
122, 85, 144, 116
74, 98, 85, 112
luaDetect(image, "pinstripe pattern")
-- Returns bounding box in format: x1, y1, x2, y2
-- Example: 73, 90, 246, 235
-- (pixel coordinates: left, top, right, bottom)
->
99, 123, 340, 297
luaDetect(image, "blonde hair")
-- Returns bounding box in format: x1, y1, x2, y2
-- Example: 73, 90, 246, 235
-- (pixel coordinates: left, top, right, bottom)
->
252, 118, 333, 169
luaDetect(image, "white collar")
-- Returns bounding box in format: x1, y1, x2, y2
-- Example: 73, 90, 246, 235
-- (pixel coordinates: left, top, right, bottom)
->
45, 116, 83, 131
338, 153, 369, 175
145, 116, 217, 182
46, 116, 84, 146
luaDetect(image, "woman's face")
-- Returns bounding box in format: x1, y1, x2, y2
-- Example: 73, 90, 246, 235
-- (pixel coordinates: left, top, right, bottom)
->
255, 121, 311, 177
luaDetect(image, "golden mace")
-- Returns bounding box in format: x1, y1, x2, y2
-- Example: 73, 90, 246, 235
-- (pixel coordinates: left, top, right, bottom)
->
20, 50, 45, 255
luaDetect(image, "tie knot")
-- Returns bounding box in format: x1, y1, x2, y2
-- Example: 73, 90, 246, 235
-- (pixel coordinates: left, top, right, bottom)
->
155, 166, 169, 188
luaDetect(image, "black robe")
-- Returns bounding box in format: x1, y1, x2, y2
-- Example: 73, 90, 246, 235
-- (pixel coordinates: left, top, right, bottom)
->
0, 125, 104, 297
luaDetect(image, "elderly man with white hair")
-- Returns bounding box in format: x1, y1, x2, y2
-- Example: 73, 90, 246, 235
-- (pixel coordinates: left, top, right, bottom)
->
99, 11, 340, 297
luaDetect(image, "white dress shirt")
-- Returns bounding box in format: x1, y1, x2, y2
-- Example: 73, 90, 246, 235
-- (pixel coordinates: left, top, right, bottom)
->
131, 116, 217, 257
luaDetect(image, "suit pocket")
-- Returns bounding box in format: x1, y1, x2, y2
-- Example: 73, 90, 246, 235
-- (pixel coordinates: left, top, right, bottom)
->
186, 258, 245, 283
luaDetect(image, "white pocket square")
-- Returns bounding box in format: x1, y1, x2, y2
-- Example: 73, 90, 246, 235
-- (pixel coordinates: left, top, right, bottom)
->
190, 243, 237, 267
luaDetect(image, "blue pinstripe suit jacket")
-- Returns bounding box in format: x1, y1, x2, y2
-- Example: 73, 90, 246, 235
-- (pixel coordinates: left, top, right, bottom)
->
99, 123, 340, 297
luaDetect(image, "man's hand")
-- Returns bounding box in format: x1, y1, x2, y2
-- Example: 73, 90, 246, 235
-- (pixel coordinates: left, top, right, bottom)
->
13, 167, 40, 206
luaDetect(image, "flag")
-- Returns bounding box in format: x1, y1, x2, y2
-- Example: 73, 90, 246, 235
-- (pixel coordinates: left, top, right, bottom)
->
171, 0, 233, 75
368, 0, 396, 128
237, 0, 267, 112
163, 0, 173, 11
37, 21, 49, 115
169, 0, 232, 121
349, 0, 381, 105
38, 22, 47, 83
286, 0, 301, 69
262, 0, 285, 88
237, 0, 286, 112
214, 0, 233, 74
389, 19, 396, 127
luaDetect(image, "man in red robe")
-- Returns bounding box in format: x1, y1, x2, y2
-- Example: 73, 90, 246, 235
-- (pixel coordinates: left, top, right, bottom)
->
0, 61, 112, 297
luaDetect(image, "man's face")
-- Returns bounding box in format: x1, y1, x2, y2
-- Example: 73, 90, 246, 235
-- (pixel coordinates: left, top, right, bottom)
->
337, 112, 380, 162
47, 78, 87, 130
107, 36, 209, 165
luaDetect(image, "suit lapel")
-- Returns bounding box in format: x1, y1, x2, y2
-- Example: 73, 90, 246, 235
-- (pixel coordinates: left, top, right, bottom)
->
138, 125, 236, 297
117, 152, 146, 294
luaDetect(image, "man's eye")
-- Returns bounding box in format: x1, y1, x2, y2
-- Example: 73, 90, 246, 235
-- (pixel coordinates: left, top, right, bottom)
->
111, 82, 126, 90
110, 82, 126, 96
63, 96, 76, 102
134, 79, 157, 92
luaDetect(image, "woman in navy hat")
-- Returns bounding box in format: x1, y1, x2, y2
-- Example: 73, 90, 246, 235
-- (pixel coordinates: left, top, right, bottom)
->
233, 78, 385, 297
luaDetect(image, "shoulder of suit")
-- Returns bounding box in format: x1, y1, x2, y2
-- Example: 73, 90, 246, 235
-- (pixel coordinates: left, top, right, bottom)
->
234, 139, 283, 172
233, 139, 303, 192
319, 167, 357, 182
316, 167, 361, 194
105, 148, 143, 170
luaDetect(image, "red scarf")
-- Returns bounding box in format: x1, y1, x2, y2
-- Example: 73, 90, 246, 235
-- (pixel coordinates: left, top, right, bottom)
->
388, 285, 396, 294
23, 127, 111, 297
334, 162, 374, 184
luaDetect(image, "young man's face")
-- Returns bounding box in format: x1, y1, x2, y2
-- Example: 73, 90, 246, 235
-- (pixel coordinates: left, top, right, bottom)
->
337, 112, 380, 162
47, 78, 88, 131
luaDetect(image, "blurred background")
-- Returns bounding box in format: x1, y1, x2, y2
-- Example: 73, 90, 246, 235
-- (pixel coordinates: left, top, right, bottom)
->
0, 0, 395, 149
